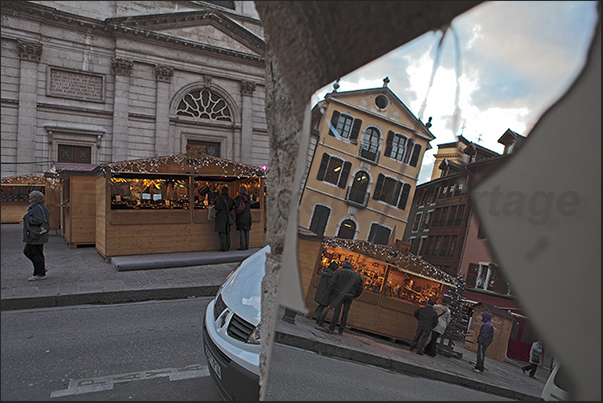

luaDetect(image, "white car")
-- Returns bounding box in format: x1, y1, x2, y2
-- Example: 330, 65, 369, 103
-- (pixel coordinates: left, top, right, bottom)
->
541, 364, 572, 401
203, 245, 268, 401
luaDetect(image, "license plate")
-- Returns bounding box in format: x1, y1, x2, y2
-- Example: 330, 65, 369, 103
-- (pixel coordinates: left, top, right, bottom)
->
205, 344, 222, 380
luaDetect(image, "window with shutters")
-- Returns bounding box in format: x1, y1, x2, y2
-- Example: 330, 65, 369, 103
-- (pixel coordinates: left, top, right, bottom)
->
384, 131, 422, 167
346, 171, 370, 207
372, 173, 411, 209
328, 110, 361, 143
412, 212, 422, 232
359, 127, 380, 162
316, 153, 351, 188
309, 204, 331, 237
367, 223, 391, 245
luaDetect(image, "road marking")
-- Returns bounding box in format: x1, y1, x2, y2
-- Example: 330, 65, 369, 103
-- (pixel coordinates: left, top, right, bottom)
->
50, 364, 210, 397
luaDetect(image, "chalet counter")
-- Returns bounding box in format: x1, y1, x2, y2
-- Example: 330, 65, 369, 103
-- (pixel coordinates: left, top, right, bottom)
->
94, 154, 266, 258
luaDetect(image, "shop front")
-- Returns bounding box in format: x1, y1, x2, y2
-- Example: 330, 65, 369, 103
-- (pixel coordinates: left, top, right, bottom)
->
94, 154, 266, 258
298, 235, 458, 342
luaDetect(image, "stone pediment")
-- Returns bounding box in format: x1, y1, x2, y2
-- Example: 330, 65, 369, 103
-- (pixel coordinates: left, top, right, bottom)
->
106, 10, 265, 57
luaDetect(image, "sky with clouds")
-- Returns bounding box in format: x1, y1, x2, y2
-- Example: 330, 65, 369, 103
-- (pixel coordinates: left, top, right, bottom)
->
310, 1, 600, 184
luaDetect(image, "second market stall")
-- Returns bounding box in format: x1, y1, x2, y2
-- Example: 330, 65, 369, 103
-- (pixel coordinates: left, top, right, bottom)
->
94, 153, 266, 258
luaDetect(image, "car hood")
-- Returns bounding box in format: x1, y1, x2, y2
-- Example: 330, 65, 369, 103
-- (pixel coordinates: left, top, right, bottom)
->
219, 245, 269, 326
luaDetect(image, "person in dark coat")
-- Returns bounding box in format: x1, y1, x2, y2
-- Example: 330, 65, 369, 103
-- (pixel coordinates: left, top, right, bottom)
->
22, 190, 50, 281
214, 186, 234, 252
313, 261, 338, 322
474, 311, 494, 373
233, 185, 252, 250
409, 298, 439, 355
315, 260, 363, 334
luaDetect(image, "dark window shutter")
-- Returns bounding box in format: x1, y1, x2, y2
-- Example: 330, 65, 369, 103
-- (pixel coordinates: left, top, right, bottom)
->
337, 161, 351, 188
310, 205, 330, 237
410, 144, 422, 167
317, 153, 329, 181
384, 131, 394, 157
466, 263, 478, 288
398, 183, 411, 209
349, 118, 361, 143
373, 173, 384, 200
329, 110, 340, 137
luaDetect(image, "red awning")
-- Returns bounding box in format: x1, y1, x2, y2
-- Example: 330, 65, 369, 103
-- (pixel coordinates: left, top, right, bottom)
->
464, 290, 523, 313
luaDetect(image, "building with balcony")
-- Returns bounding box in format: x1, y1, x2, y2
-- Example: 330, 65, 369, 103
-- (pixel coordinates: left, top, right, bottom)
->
298, 79, 434, 244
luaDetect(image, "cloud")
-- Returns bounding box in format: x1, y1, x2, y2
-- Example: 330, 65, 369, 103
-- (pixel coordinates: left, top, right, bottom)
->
310, 1, 598, 185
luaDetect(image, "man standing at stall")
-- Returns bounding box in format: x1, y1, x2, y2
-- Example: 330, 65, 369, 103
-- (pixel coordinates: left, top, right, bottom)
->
409, 298, 439, 355
316, 259, 363, 334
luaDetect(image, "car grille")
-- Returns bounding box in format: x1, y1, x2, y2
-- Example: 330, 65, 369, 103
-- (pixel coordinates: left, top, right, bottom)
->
213, 294, 227, 320
227, 313, 255, 342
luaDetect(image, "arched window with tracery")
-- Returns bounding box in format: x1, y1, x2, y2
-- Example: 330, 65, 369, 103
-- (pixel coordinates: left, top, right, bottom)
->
176, 89, 233, 122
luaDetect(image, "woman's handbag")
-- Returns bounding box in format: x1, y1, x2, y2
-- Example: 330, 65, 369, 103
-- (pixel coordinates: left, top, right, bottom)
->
208, 206, 217, 220
26, 205, 50, 239
228, 211, 235, 225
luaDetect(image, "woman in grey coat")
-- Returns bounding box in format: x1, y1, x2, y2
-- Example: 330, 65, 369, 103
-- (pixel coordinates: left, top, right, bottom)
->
22, 190, 50, 281
233, 185, 252, 250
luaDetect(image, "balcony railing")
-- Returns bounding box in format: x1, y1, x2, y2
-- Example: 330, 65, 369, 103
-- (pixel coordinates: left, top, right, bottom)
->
345, 186, 369, 208
358, 148, 379, 163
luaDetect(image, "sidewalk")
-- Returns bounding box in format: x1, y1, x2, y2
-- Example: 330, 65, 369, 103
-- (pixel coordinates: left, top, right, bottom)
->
1, 224, 547, 400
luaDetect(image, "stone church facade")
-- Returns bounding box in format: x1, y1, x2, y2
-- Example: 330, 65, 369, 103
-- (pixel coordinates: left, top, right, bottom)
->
1, 1, 268, 177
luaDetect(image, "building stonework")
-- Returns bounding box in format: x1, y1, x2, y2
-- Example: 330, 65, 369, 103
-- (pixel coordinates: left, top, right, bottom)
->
1, 1, 268, 177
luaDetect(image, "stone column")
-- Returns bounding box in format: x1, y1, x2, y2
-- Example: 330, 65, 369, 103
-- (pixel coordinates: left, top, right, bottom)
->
16, 40, 42, 175
154, 65, 173, 156
111, 57, 132, 162
240, 80, 256, 165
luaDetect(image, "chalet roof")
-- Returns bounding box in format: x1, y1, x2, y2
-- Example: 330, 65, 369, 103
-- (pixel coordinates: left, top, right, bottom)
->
94, 153, 266, 179
323, 237, 458, 287
1, 174, 48, 185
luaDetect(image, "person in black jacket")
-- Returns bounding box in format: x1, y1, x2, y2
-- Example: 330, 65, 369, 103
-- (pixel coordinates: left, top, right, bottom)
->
23, 190, 50, 281
233, 185, 252, 250
315, 260, 363, 334
214, 186, 234, 252
313, 261, 338, 322
409, 298, 439, 355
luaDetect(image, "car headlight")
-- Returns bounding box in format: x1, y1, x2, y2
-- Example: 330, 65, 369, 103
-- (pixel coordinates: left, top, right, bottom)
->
247, 323, 261, 345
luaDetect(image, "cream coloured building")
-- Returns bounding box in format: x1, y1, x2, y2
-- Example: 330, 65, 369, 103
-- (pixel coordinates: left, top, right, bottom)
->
299, 80, 435, 243
1, 1, 268, 178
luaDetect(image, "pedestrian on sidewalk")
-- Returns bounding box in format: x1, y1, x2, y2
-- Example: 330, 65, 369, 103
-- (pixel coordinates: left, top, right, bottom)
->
474, 311, 494, 373
424, 297, 451, 357
409, 298, 438, 355
233, 185, 252, 250
22, 190, 50, 281
522, 338, 543, 379
313, 261, 338, 322
214, 186, 234, 252
315, 259, 363, 334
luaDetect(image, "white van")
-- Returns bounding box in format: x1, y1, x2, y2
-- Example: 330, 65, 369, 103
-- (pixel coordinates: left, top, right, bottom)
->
202, 245, 268, 401
541, 364, 572, 401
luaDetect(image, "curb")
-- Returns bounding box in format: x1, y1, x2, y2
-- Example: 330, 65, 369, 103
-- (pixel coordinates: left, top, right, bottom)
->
0, 285, 220, 311
274, 331, 539, 401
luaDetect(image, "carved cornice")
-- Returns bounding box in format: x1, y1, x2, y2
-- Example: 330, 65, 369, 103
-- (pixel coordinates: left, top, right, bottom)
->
112, 57, 133, 75
240, 81, 256, 96
17, 40, 42, 62
155, 65, 174, 82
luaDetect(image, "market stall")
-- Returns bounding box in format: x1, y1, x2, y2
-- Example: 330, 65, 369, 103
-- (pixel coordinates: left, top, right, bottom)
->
299, 235, 458, 342
45, 163, 98, 248
94, 153, 266, 258
1, 174, 60, 230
